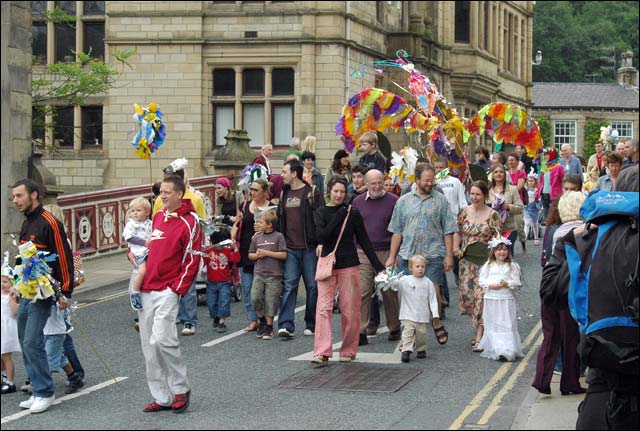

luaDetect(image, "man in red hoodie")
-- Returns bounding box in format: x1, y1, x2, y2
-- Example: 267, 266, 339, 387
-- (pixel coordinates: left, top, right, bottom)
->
138, 176, 202, 414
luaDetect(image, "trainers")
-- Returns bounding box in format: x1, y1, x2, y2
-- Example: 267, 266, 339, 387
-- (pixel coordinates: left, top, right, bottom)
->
278, 328, 293, 339
366, 326, 378, 336
29, 395, 55, 414
217, 322, 227, 333
130, 292, 143, 311
303, 328, 314, 336
1, 383, 17, 394
171, 391, 190, 414
417, 351, 427, 359
262, 325, 274, 340
212, 317, 220, 328
358, 333, 369, 346
401, 351, 411, 363
19, 395, 35, 409
181, 323, 195, 336
339, 356, 354, 362
64, 376, 84, 394
388, 330, 401, 341
256, 322, 267, 338
143, 401, 172, 413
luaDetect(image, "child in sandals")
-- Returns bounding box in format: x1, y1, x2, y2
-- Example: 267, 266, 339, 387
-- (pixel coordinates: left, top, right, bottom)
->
392, 255, 448, 363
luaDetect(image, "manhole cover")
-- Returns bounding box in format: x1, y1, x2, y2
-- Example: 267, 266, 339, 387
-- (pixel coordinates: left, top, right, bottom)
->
280, 364, 422, 393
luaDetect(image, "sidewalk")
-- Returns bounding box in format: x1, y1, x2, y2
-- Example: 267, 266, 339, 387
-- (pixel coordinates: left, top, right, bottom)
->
75, 251, 132, 294
512, 374, 586, 430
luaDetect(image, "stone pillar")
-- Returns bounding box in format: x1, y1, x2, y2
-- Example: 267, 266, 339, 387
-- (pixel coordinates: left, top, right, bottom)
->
210, 129, 257, 182
1, 1, 33, 249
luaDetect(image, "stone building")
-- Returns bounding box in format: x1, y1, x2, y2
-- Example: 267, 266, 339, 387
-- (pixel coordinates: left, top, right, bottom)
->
2, 1, 33, 249
31, 1, 535, 192
532, 53, 639, 157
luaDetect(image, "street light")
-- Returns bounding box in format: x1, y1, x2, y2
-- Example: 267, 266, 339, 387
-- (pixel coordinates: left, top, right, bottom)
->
532, 50, 542, 66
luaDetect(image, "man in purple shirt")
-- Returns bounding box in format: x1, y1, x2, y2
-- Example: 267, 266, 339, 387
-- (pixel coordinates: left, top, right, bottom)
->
352, 169, 401, 345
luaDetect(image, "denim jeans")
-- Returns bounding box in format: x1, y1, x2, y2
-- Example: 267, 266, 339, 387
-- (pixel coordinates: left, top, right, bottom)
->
45, 334, 69, 373
64, 334, 84, 380
17, 298, 55, 398
240, 268, 258, 322
278, 248, 318, 333
206, 281, 232, 319
177, 280, 198, 326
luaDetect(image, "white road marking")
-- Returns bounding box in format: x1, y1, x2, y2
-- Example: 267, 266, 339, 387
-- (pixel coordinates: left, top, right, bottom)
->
288, 326, 405, 364
202, 305, 306, 347
1, 377, 128, 425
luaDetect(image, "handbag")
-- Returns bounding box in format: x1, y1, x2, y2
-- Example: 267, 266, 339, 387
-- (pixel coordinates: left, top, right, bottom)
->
461, 241, 489, 266
315, 206, 351, 282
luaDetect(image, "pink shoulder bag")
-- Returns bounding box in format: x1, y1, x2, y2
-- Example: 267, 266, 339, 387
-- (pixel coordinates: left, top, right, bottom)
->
315, 206, 351, 282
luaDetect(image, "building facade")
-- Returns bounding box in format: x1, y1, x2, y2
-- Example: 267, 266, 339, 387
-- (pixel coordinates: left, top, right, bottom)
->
31, 1, 534, 192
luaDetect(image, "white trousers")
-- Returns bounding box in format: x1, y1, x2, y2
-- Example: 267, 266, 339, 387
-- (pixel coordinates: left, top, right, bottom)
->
139, 289, 190, 406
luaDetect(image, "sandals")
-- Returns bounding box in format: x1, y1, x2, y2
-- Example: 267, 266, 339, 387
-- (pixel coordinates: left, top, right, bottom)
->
310, 355, 329, 364
434, 325, 448, 345
472, 342, 484, 353
243, 322, 258, 332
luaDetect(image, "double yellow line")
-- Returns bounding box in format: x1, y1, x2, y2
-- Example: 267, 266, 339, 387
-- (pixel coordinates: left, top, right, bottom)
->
448, 321, 544, 430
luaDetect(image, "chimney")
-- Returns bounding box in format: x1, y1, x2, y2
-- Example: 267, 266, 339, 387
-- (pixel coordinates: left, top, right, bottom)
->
616, 51, 638, 88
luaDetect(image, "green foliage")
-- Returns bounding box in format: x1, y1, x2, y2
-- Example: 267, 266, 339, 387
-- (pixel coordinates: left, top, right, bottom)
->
584, 118, 610, 159
536, 116, 553, 148
32, 48, 135, 151
533, 1, 639, 82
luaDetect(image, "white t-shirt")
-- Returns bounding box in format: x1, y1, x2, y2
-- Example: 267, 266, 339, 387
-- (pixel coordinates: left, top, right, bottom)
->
437, 175, 468, 218
393, 275, 439, 323
123, 218, 152, 258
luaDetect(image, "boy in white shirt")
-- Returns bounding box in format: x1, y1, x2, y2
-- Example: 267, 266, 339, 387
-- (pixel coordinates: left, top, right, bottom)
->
392, 255, 448, 363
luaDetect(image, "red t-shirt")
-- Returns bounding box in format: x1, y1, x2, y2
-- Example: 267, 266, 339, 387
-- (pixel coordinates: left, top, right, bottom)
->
509, 169, 527, 202
203, 246, 240, 282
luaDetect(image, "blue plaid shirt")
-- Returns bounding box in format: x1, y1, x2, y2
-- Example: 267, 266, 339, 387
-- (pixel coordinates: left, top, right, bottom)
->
388, 190, 458, 260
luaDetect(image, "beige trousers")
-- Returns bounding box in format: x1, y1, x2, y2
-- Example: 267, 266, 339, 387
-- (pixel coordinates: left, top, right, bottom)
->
357, 248, 400, 333
400, 320, 428, 353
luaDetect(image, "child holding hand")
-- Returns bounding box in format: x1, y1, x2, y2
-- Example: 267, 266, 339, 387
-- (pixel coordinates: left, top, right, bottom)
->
393, 255, 448, 363
476, 237, 524, 361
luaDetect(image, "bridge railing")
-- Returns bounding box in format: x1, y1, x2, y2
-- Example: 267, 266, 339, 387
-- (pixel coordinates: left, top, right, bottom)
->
57, 175, 229, 257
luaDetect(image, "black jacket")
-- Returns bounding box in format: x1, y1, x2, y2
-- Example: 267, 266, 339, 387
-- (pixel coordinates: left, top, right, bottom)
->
19, 205, 74, 297
277, 183, 323, 249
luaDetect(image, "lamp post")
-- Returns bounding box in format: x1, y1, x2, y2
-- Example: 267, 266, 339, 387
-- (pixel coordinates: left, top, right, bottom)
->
532, 50, 542, 66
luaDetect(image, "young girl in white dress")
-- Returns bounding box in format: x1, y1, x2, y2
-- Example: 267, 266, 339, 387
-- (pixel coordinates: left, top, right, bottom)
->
1, 254, 20, 394
476, 237, 524, 362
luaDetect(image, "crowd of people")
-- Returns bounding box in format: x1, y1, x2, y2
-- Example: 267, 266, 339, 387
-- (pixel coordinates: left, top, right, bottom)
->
2, 134, 638, 428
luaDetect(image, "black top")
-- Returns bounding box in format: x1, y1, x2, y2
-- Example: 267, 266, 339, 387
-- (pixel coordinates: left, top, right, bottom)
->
315, 204, 385, 272
238, 201, 256, 269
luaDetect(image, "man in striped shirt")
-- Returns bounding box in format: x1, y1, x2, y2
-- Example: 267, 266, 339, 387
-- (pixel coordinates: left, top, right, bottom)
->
12, 178, 74, 414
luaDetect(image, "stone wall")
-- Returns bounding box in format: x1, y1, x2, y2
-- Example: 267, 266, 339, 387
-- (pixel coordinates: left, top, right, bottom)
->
1, 1, 32, 249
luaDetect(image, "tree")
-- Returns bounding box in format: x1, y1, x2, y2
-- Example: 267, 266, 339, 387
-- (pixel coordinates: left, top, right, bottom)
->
584, 119, 610, 160
32, 6, 135, 153
533, 1, 639, 82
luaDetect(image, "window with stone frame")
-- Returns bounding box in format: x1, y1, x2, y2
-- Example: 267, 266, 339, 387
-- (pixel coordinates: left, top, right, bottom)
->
212, 66, 295, 149
610, 121, 633, 140
553, 120, 577, 153
32, 1, 106, 151
455, 1, 470, 43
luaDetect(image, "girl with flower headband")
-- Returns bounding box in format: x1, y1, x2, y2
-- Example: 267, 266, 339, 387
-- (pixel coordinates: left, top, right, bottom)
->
474, 237, 524, 360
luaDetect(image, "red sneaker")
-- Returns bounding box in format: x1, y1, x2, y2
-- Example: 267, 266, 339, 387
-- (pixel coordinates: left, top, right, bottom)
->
143, 401, 172, 413
172, 391, 190, 414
